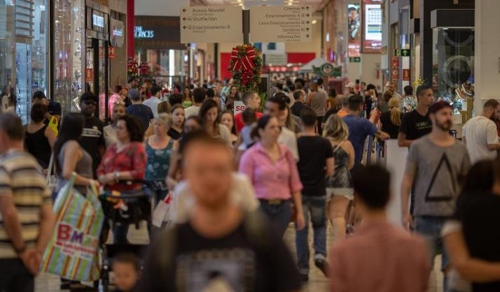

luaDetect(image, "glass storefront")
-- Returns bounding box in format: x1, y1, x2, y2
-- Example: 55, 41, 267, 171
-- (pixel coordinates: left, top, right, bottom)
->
54, 0, 85, 113
0, 0, 48, 123
135, 48, 187, 92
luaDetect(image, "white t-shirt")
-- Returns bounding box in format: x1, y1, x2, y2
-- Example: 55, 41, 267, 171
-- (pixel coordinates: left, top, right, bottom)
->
278, 126, 299, 161
463, 116, 499, 164
184, 105, 201, 118
142, 97, 161, 118
172, 173, 259, 223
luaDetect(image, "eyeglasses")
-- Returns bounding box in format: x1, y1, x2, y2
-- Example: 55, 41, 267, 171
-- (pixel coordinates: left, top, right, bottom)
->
83, 100, 96, 106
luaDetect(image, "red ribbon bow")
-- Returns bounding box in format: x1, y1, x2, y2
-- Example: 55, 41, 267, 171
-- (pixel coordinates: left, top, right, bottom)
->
231, 47, 256, 72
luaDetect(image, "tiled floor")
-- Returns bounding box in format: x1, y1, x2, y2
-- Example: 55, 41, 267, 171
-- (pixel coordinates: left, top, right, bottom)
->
35, 221, 443, 292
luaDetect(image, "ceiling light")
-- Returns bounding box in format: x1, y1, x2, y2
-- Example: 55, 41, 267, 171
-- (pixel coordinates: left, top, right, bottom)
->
312, 19, 317, 24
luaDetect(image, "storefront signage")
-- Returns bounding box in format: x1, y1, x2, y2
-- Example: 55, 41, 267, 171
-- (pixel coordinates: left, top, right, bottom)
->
249, 6, 312, 43
265, 54, 287, 66
313, 63, 342, 77
135, 26, 155, 39
362, 0, 383, 53
93, 13, 105, 28
348, 4, 361, 58
234, 101, 246, 115
180, 6, 243, 43
110, 18, 124, 47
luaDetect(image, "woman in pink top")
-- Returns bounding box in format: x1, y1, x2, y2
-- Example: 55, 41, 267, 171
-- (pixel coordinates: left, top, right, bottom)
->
239, 115, 305, 237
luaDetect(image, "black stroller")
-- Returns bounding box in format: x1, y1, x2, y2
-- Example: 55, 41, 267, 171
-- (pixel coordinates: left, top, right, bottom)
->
98, 180, 162, 292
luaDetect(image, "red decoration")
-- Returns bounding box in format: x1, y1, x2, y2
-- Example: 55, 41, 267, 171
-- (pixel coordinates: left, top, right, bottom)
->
228, 44, 263, 92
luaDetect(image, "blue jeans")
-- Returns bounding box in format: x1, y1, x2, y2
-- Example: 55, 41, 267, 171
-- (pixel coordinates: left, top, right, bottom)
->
259, 200, 292, 238
295, 195, 327, 275
414, 216, 449, 289
113, 224, 129, 244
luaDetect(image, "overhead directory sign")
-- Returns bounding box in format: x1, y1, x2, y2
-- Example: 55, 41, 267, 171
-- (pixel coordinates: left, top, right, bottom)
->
180, 6, 243, 43
249, 6, 312, 43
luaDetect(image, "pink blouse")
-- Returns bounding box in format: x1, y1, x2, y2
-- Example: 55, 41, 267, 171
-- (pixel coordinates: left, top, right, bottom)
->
238, 142, 303, 200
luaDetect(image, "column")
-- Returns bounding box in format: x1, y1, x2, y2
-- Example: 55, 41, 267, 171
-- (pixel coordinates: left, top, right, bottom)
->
474, 0, 500, 112
135, 0, 189, 16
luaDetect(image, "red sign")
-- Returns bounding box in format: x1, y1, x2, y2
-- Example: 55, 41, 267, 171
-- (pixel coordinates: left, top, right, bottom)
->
391, 56, 399, 80
109, 46, 115, 59
392, 58, 400, 67
85, 68, 93, 82
402, 69, 410, 81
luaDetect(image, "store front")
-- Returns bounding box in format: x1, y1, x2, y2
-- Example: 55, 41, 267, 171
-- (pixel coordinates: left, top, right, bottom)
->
0, 0, 49, 123
134, 16, 187, 91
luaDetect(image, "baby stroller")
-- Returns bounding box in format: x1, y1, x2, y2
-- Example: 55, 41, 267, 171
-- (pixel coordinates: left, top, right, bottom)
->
98, 180, 159, 292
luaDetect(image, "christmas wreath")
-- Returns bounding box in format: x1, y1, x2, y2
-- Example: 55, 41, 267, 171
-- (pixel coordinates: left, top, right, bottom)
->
228, 44, 263, 92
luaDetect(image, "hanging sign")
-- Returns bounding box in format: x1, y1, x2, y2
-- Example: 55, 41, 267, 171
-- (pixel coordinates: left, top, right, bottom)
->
85, 68, 93, 82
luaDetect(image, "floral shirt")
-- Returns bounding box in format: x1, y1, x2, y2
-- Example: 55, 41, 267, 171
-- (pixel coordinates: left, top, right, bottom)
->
97, 142, 146, 191
403, 95, 417, 113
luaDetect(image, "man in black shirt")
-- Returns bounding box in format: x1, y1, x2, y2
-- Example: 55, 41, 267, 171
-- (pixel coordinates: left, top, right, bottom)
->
137, 132, 302, 292
126, 89, 154, 133
79, 92, 105, 178
290, 90, 308, 117
398, 84, 434, 147
296, 107, 334, 282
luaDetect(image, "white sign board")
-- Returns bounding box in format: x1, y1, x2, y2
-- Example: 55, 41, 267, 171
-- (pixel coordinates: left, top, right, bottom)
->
234, 101, 246, 115
265, 54, 287, 65
180, 6, 243, 43
249, 6, 312, 43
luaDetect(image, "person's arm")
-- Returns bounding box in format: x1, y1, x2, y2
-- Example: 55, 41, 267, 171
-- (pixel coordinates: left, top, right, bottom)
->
166, 147, 180, 191
345, 141, 355, 170
44, 125, 57, 148
325, 157, 334, 177
401, 161, 416, 229
286, 149, 305, 230
306, 93, 313, 107
0, 193, 26, 254
486, 123, 500, 150
36, 202, 55, 256
237, 150, 254, 183
398, 115, 412, 147
62, 141, 95, 186
444, 230, 500, 282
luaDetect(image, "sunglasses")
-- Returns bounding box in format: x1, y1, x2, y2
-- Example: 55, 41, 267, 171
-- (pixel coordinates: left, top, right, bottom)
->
83, 100, 96, 106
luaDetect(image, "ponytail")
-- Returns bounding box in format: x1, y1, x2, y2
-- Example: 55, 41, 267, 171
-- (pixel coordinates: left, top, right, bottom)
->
390, 107, 401, 126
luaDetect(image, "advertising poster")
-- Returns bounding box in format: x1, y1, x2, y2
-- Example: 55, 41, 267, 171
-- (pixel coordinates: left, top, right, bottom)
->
362, 0, 382, 53
348, 4, 361, 58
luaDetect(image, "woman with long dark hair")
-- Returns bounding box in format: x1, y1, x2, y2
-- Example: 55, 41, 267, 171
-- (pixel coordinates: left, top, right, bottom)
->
98, 115, 147, 243
198, 99, 232, 147
220, 110, 238, 145
53, 113, 96, 198
25, 104, 56, 169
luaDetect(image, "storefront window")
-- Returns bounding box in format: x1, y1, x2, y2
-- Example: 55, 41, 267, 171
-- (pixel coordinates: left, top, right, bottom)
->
54, 0, 85, 113
136, 49, 187, 91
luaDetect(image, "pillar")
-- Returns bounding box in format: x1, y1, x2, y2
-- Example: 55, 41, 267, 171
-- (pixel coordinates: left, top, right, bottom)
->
127, 0, 134, 59
474, 0, 500, 112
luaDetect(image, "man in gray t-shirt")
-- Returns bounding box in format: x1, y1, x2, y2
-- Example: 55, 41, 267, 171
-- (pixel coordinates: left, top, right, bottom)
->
401, 101, 470, 283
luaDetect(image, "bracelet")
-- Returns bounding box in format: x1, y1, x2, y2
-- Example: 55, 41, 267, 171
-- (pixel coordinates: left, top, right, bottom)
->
114, 172, 120, 182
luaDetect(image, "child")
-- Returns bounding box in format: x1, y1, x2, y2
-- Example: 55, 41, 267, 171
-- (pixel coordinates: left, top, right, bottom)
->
240, 107, 257, 148
112, 253, 140, 292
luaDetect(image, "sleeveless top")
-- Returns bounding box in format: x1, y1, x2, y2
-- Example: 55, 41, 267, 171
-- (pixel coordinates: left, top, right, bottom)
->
145, 137, 175, 181
327, 141, 353, 189
24, 124, 51, 169
309, 91, 327, 116
56, 141, 93, 195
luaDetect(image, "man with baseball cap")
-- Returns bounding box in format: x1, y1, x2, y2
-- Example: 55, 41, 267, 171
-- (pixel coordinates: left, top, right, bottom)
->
401, 101, 470, 288
345, 82, 356, 97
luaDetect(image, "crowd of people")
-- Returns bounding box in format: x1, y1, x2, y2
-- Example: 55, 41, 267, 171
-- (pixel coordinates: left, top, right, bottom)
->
0, 76, 499, 292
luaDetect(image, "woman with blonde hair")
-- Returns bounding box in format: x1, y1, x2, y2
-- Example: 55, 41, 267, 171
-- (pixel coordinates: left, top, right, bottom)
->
323, 114, 355, 242
380, 97, 403, 139
145, 113, 177, 202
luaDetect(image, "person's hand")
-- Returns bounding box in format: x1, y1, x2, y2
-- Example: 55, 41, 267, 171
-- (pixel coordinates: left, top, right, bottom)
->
19, 248, 41, 276
403, 212, 413, 230
379, 132, 390, 140
295, 212, 306, 231
166, 176, 178, 191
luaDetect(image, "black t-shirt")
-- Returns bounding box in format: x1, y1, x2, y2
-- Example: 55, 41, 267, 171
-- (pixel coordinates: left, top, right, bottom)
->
297, 136, 333, 196
323, 108, 340, 124
399, 110, 432, 140
380, 111, 403, 139
126, 104, 154, 133
168, 128, 182, 140
48, 100, 62, 116
137, 220, 301, 292
290, 101, 308, 117
79, 116, 105, 177
460, 192, 500, 292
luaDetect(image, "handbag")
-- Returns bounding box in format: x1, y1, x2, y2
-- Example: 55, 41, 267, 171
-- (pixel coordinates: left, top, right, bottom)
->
40, 174, 104, 282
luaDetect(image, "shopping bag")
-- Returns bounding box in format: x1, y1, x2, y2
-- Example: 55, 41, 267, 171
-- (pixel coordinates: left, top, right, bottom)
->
152, 192, 173, 228
46, 153, 57, 194
40, 174, 104, 282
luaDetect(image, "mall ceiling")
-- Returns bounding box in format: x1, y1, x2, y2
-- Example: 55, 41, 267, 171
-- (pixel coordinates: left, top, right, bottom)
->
197, 0, 326, 11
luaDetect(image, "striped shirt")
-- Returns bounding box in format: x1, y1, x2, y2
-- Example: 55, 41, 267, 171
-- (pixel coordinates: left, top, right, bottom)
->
0, 150, 51, 258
